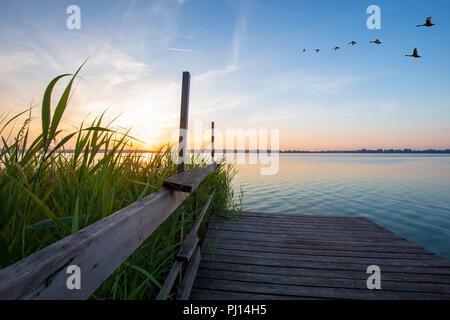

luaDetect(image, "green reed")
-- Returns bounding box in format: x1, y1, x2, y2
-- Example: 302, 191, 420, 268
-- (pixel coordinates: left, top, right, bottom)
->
0, 65, 241, 299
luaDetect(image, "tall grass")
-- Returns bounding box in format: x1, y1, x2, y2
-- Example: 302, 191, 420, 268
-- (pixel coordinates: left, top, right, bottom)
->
0, 65, 240, 299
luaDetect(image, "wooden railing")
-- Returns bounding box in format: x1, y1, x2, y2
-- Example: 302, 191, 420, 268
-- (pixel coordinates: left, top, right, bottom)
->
0, 163, 218, 300
156, 187, 216, 300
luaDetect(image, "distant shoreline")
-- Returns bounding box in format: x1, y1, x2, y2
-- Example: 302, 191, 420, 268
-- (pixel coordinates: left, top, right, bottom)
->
5, 149, 448, 154
93, 149, 450, 154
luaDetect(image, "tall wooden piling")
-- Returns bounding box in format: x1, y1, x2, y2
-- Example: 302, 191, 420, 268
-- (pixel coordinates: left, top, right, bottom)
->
178, 71, 190, 174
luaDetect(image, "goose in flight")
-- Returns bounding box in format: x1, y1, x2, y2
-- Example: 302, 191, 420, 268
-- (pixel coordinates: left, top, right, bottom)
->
333, 46, 340, 51
417, 17, 435, 27
315, 49, 320, 53
349, 41, 357, 46
302, 48, 306, 52
405, 48, 421, 58
370, 39, 382, 45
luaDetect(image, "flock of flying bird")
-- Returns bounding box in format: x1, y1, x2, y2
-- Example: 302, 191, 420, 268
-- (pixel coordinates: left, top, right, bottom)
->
301, 17, 435, 59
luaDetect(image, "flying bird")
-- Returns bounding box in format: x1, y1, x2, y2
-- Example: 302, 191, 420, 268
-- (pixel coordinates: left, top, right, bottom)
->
370, 39, 382, 45
405, 48, 421, 58
417, 17, 435, 27
349, 41, 357, 46
315, 49, 320, 53
333, 46, 340, 51
302, 48, 306, 52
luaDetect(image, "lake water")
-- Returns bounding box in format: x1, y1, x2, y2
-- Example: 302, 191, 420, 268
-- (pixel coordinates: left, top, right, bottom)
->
231, 154, 450, 260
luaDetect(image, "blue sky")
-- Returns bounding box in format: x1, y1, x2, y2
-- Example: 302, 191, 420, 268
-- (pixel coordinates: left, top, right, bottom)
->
0, 0, 449, 150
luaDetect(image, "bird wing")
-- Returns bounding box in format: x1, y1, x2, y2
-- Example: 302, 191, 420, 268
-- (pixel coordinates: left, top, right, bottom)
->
426, 17, 432, 24
413, 48, 418, 55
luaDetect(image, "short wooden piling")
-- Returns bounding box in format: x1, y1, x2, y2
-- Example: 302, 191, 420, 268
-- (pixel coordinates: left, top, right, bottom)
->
211, 121, 215, 163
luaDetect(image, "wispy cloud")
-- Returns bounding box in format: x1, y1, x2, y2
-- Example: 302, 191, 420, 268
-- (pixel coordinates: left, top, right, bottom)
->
166, 47, 197, 53
230, 8, 247, 69
188, 6, 251, 121
193, 7, 248, 87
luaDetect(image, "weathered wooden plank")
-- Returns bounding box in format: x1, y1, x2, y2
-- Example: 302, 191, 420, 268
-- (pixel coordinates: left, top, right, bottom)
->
231, 218, 385, 232
0, 163, 219, 300
203, 247, 450, 268
204, 234, 431, 255
220, 221, 388, 234
206, 229, 421, 248
201, 252, 450, 275
237, 211, 372, 221
235, 212, 376, 224
199, 260, 450, 284
190, 289, 306, 300
208, 222, 409, 242
193, 278, 450, 300
163, 163, 217, 193
206, 240, 438, 260
177, 246, 201, 300
177, 235, 199, 262
209, 221, 418, 242
212, 217, 396, 233
196, 268, 450, 294
232, 217, 411, 241
208, 228, 408, 244
222, 219, 387, 233
213, 216, 392, 231
156, 261, 183, 300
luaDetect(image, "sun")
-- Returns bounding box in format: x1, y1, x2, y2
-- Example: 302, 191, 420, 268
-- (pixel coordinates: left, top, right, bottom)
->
145, 139, 153, 148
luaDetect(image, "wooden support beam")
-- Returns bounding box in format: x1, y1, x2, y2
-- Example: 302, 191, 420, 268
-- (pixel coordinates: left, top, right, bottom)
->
177, 235, 199, 262
158, 188, 216, 299
177, 246, 201, 300
190, 189, 216, 236
155, 261, 183, 300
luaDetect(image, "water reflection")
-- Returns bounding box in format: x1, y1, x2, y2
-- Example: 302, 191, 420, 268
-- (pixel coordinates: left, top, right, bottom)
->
231, 154, 450, 259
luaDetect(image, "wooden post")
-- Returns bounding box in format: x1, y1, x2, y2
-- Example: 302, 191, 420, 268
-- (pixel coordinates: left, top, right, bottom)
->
211, 121, 215, 163
178, 71, 190, 287
178, 71, 190, 174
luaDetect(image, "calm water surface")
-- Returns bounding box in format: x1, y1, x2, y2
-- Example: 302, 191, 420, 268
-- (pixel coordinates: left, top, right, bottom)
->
231, 154, 450, 259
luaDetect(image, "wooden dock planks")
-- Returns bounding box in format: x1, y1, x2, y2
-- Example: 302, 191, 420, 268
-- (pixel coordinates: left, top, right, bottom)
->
190, 212, 450, 300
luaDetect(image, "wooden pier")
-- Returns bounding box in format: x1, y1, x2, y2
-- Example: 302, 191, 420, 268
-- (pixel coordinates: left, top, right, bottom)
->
190, 212, 450, 300
1, 71, 448, 300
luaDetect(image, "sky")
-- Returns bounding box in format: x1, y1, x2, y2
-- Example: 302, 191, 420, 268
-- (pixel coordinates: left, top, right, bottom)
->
0, 0, 449, 151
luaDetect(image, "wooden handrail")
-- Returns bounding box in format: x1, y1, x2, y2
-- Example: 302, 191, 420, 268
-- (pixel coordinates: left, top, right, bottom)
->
0, 163, 217, 300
